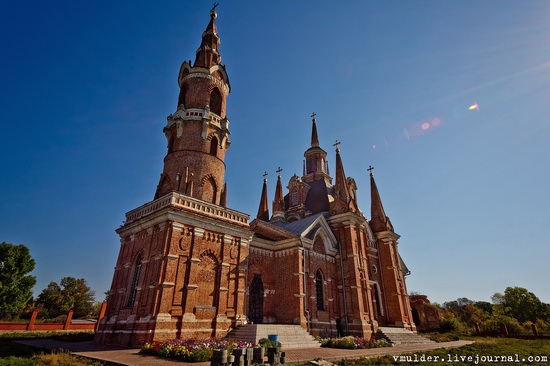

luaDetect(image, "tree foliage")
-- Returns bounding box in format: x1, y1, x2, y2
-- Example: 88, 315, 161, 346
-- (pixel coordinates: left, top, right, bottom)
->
37, 277, 96, 318
438, 287, 550, 335
492, 287, 548, 323
442, 298, 488, 327
0, 242, 36, 320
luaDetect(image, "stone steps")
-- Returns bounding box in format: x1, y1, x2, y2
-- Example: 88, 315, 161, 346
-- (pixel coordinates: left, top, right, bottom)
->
376, 326, 435, 345
225, 324, 320, 349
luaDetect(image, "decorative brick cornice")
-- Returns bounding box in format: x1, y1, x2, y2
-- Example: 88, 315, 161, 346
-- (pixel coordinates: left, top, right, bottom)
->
124, 192, 249, 227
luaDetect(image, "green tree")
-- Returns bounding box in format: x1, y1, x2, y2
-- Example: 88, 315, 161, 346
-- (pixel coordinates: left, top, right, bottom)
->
0, 242, 36, 320
37, 281, 64, 319
443, 298, 487, 326
37, 277, 96, 318
492, 287, 548, 323
474, 301, 493, 315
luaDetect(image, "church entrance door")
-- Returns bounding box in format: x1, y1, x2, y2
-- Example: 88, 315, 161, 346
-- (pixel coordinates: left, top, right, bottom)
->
248, 274, 264, 324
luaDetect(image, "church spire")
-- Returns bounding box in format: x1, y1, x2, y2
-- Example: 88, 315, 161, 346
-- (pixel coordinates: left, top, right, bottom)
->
332, 141, 350, 203
369, 166, 394, 232
257, 172, 270, 221
311, 112, 320, 147
303, 113, 330, 184
194, 4, 222, 68
272, 168, 285, 220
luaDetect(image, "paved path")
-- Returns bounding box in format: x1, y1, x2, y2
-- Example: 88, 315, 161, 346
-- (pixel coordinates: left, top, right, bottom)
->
16, 339, 474, 365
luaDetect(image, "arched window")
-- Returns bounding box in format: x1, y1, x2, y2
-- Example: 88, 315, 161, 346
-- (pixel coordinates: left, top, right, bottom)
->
168, 134, 175, 153
249, 274, 264, 324
209, 88, 222, 116
202, 176, 217, 204
126, 255, 143, 307
178, 83, 188, 108
210, 136, 218, 156
291, 189, 298, 206
316, 270, 325, 311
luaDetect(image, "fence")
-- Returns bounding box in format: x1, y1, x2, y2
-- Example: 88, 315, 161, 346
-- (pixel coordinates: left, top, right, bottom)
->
0, 302, 107, 332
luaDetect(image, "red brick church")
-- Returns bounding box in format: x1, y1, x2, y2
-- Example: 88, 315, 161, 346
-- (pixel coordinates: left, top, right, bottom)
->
95, 7, 416, 346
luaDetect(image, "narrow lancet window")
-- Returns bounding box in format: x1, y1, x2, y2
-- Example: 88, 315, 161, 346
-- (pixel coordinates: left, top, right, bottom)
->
126, 255, 143, 307
210, 136, 218, 156
316, 270, 325, 311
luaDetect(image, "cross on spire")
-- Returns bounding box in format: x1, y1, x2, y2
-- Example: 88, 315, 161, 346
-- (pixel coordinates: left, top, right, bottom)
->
262, 171, 268, 181
333, 140, 341, 152
311, 112, 316, 120
276, 167, 283, 176
368, 165, 375, 177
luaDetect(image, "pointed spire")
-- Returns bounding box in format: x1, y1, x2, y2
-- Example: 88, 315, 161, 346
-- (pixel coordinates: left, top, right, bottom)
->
369, 166, 394, 232
311, 112, 319, 147
273, 167, 285, 214
220, 183, 227, 207
194, 4, 222, 68
333, 140, 350, 202
256, 172, 270, 221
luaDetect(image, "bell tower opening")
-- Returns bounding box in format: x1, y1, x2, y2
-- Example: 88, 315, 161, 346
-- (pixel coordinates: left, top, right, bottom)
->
210, 136, 218, 156
210, 88, 223, 116
178, 83, 188, 108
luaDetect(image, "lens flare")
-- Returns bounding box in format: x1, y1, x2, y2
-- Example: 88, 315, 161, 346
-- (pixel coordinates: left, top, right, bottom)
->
468, 103, 479, 110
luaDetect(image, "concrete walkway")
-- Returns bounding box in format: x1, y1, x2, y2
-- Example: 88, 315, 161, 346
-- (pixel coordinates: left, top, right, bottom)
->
16, 339, 474, 365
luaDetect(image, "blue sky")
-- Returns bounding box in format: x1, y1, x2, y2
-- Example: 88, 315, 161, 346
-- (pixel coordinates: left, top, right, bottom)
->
1, 1, 549, 305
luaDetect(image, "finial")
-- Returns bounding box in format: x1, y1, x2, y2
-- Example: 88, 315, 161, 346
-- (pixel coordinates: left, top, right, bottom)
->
210, 3, 219, 18
368, 165, 375, 177
311, 112, 316, 122
333, 140, 341, 152
276, 167, 283, 177
263, 171, 268, 182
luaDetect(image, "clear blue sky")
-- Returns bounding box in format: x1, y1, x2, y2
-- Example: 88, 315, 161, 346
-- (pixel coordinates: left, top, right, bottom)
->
1, 1, 549, 305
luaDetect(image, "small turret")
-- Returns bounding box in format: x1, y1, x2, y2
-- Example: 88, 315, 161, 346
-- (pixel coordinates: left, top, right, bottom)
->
369, 166, 394, 232
329, 141, 352, 215
257, 173, 270, 221
272, 168, 286, 221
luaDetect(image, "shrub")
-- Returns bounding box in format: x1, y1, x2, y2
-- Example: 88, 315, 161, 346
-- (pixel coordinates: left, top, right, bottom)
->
480, 315, 521, 335
258, 338, 281, 349
424, 332, 460, 342
188, 348, 213, 362
319, 336, 391, 349
0, 356, 34, 366
140, 338, 254, 362
439, 317, 460, 332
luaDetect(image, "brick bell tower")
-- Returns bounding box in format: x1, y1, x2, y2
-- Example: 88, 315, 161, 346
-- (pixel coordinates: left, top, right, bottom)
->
155, 5, 230, 204
96, 6, 252, 347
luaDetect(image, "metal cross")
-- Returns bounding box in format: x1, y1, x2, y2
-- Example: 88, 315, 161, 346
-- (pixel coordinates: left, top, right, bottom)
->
211, 2, 219, 12
263, 171, 268, 180
368, 165, 375, 176
333, 140, 341, 151
276, 167, 283, 176
311, 112, 316, 120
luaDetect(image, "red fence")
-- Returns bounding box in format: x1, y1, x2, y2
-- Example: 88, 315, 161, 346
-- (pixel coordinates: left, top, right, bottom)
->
0, 302, 107, 332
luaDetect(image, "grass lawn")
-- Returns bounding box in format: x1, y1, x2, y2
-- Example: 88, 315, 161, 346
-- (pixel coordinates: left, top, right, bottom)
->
0, 331, 102, 366
336, 337, 550, 365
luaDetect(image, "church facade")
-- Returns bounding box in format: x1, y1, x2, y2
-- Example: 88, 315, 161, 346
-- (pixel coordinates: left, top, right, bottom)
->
95, 7, 415, 346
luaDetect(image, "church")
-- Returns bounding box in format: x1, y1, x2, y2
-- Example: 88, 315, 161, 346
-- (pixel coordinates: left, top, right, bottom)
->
95, 6, 415, 346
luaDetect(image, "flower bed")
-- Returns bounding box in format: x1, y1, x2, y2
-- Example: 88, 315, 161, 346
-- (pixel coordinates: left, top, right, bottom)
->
140, 338, 253, 362
318, 336, 391, 349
